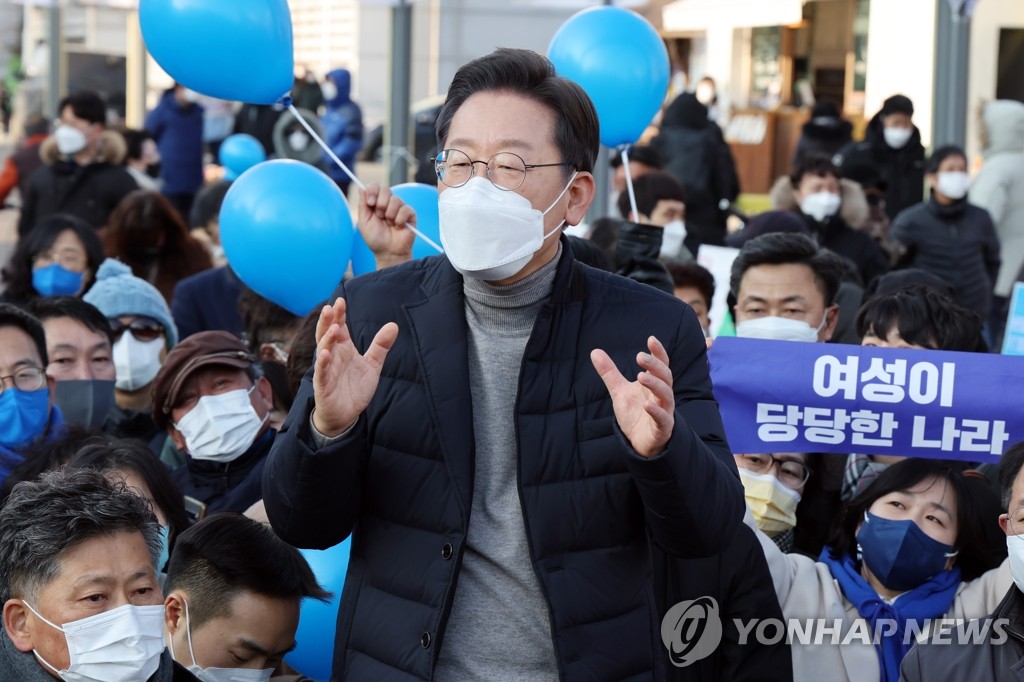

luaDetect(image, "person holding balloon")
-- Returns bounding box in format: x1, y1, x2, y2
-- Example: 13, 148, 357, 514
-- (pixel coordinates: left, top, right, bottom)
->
263, 46, 743, 681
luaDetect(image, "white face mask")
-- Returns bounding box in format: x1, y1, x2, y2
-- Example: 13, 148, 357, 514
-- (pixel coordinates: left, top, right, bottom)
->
169, 598, 273, 682
113, 334, 164, 392
883, 126, 913, 150
174, 386, 267, 463
438, 173, 577, 281
23, 602, 165, 682
799, 191, 842, 223
935, 171, 971, 200
660, 220, 687, 259
736, 314, 826, 343
321, 81, 338, 102
288, 130, 309, 151
1008, 535, 1024, 595
55, 124, 88, 156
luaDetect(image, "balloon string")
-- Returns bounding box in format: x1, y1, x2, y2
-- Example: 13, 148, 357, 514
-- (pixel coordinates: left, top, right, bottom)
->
286, 104, 443, 254
620, 146, 639, 224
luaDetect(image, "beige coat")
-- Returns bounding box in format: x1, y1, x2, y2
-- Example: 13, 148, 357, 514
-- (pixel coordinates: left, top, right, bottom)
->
748, 511, 1012, 681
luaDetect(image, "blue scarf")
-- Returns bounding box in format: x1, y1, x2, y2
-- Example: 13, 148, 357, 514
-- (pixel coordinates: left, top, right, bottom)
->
819, 546, 961, 682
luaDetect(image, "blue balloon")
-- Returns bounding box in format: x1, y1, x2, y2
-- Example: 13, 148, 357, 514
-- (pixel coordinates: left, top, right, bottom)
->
391, 183, 443, 260
548, 7, 670, 148
285, 540, 351, 682
139, 0, 294, 104
219, 134, 266, 179
220, 160, 353, 316
349, 228, 377, 277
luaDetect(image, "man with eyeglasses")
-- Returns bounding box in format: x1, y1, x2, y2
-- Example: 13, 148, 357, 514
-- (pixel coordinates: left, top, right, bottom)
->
0, 304, 63, 487
84, 259, 178, 455
898, 441, 1024, 681
264, 48, 743, 681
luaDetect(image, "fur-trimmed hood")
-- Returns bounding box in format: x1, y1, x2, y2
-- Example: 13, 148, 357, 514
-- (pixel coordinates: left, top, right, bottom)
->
769, 175, 869, 230
39, 129, 128, 166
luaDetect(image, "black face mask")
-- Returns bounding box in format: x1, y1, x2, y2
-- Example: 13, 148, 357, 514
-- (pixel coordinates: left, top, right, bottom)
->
52, 379, 117, 430
146, 163, 162, 179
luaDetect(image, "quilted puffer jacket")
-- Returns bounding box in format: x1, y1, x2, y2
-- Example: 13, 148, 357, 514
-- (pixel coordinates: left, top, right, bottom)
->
263, 239, 744, 681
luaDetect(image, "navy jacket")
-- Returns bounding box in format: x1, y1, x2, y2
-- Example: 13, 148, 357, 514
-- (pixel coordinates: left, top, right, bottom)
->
171, 266, 245, 341
174, 429, 272, 514
145, 90, 205, 195
262, 242, 743, 681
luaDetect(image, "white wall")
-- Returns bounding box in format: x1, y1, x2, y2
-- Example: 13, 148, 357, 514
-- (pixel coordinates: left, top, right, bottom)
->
966, 0, 1024, 162
863, 0, 937, 146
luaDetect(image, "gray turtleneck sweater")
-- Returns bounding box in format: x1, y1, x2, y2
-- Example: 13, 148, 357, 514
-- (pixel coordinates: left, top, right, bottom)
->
434, 249, 561, 680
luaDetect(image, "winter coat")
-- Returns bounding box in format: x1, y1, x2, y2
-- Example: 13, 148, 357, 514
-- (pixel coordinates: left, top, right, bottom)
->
770, 176, 890, 287
899, 585, 1024, 682
170, 265, 245, 341
752, 512, 1013, 682
794, 117, 854, 167
834, 113, 926, 220
0, 133, 46, 204
262, 241, 744, 681
173, 428, 273, 515
970, 100, 1024, 298
891, 196, 1000, 316
321, 68, 363, 183
145, 90, 205, 195
16, 130, 139, 237
654, 522, 794, 682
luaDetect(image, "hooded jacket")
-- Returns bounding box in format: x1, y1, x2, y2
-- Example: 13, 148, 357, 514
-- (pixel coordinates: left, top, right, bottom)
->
969, 100, 1024, 297
834, 112, 926, 220
794, 117, 854, 167
321, 68, 363, 183
145, 89, 205, 195
262, 241, 744, 681
770, 176, 889, 287
16, 130, 138, 237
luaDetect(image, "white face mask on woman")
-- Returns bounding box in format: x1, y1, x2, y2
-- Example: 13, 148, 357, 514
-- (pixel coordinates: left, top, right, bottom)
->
173, 386, 268, 463
438, 173, 577, 281
23, 602, 165, 682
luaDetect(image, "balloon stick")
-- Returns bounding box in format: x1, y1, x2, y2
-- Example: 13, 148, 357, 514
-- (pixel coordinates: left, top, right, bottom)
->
620, 146, 639, 223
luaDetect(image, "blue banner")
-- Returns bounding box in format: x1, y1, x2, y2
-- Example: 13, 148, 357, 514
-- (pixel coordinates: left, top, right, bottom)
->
707, 337, 1024, 463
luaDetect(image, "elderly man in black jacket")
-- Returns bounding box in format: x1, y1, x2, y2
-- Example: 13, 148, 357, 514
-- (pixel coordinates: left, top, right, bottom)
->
263, 48, 744, 682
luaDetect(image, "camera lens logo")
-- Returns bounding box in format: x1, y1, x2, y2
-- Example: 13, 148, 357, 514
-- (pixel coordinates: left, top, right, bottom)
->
660, 596, 723, 667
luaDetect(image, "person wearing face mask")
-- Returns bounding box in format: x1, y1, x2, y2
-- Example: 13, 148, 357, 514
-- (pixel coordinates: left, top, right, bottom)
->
84, 258, 179, 453
263, 48, 743, 681
1, 214, 104, 306
0, 304, 65, 488
320, 67, 364, 199
145, 83, 205, 222
748, 458, 1010, 682
0, 467, 198, 682
735, 452, 812, 552
153, 331, 276, 516
121, 127, 163, 191
889, 145, 1001, 321
900, 443, 1024, 680
834, 94, 926, 221
616, 171, 691, 263
772, 154, 889, 288
162, 513, 327, 682
16, 91, 139, 237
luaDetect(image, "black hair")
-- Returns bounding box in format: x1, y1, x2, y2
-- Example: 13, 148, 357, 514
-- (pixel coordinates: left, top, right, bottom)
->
0, 214, 105, 304
926, 145, 967, 175
616, 172, 686, 221
0, 303, 48, 367
286, 308, 319, 398
120, 127, 154, 162
68, 437, 191, 560
826, 458, 998, 581
57, 91, 107, 126
855, 283, 985, 352
436, 48, 599, 175
0, 426, 97, 507
790, 153, 840, 188
609, 145, 663, 170
24, 296, 114, 344
165, 512, 330, 628
238, 287, 301, 350
189, 180, 232, 229
664, 261, 715, 309
260, 360, 294, 416
587, 217, 622, 265
729, 232, 842, 307
999, 442, 1024, 510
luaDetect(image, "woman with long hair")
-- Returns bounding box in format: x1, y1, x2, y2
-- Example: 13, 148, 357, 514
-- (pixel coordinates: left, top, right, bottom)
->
0, 214, 104, 305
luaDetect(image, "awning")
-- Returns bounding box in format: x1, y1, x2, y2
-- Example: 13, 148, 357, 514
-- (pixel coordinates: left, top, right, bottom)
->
662, 0, 804, 32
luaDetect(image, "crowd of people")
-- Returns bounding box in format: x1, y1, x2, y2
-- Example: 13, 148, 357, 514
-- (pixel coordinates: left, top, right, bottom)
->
0, 45, 1024, 682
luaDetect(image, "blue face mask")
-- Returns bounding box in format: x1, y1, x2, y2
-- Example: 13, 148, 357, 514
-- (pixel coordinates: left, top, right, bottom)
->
856, 511, 958, 592
0, 388, 51, 450
32, 263, 85, 297
156, 524, 171, 574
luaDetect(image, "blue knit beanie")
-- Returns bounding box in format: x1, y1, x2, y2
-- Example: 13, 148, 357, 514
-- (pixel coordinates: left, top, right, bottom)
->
83, 259, 179, 348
